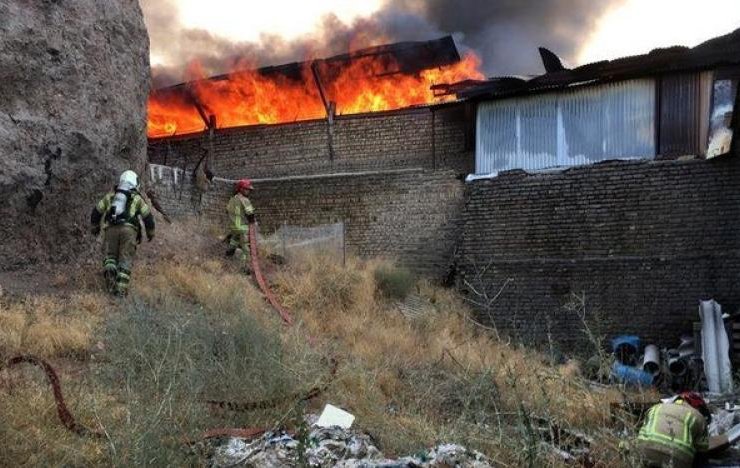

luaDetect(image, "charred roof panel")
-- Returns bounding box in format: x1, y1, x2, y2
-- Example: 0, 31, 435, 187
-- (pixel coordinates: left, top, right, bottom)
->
456, 28, 740, 101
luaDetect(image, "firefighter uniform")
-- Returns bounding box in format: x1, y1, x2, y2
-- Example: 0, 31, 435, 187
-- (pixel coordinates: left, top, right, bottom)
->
226, 192, 255, 263
90, 180, 155, 296
636, 400, 709, 468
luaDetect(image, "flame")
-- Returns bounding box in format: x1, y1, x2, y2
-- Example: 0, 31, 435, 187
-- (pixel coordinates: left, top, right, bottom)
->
147, 52, 483, 138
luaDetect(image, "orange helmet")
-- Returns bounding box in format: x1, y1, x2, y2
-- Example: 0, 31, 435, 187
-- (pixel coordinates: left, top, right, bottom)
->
235, 178, 254, 193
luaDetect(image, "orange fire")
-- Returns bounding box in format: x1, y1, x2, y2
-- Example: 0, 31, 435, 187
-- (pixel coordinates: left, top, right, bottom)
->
147, 52, 483, 138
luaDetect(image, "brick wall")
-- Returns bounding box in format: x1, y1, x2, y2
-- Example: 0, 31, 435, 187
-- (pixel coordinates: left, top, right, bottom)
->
459, 155, 740, 352
147, 164, 465, 277
147, 103, 474, 179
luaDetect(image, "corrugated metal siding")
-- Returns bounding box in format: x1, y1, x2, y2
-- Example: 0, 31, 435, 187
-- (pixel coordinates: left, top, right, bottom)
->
476, 79, 656, 174
660, 73, 700, 156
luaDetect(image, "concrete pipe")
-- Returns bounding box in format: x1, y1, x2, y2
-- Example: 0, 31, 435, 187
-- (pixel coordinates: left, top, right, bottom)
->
643, 344, 661, 376
668, 356, 688, 377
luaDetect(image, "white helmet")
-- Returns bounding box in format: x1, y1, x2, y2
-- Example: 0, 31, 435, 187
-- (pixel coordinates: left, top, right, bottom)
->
119, 170, 139, 190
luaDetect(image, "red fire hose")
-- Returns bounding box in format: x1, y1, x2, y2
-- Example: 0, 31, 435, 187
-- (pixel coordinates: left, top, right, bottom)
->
4, 355, 102, 438
249, 222, 292, 325
4, 222, 329, 442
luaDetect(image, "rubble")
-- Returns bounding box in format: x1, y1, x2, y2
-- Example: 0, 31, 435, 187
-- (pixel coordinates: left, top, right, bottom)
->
210, 425, 494, 468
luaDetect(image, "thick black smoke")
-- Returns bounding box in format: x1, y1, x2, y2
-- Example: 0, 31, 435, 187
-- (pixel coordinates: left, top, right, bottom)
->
141, 0, 619, 88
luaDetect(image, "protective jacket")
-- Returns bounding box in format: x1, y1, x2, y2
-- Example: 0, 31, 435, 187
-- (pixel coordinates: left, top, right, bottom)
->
90, 189, 155, 240
637, 400, 709, 467
226, 193, 255, 236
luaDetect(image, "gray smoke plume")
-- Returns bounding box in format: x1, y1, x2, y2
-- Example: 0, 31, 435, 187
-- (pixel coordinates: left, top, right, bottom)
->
141, 0, 620, 87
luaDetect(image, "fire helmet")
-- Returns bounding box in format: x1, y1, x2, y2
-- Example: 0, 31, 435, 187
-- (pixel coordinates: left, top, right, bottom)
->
678, 391, 711, 419
119, 170, 139, 189
235, 178, 254, 193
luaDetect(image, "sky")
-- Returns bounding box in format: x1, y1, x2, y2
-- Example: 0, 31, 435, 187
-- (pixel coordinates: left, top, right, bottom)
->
142, 0, 740, 81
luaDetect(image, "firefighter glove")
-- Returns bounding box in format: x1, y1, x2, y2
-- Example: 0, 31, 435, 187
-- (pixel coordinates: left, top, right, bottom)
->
246, 213, 256, 223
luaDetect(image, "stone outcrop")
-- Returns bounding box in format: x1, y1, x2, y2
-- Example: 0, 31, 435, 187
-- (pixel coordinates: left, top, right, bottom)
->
0, 0, 150, 269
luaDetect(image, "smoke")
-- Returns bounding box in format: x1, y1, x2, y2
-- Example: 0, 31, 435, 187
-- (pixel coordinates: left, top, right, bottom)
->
141, 0, 620, 87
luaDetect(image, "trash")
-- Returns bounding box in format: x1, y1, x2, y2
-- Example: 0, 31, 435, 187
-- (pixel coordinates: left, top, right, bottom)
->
709, 409, 737, 436
700, 300, 733, 394
316, 404, 355, 429
209, 423, 495, 467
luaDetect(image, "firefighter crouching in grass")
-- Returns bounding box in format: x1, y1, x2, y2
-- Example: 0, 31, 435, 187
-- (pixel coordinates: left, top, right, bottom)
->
90, 170, 155, 296
636, 391, 711, 467
225, 178, 256, 274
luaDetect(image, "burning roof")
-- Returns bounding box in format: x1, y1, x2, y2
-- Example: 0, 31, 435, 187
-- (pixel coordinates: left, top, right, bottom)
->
148, 36, 483, 138
439, 28, 740, 101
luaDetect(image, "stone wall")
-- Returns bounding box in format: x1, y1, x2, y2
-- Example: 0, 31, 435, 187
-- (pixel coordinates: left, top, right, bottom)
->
147, 103, 474, 179
459, 155, 740, 351
148, 164, 465, 277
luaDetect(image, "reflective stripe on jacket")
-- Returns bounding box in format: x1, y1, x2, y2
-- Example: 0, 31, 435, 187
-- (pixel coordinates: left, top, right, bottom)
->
95, 192, 151, 231
226, 193, 254, 234
637, 401, 709, 458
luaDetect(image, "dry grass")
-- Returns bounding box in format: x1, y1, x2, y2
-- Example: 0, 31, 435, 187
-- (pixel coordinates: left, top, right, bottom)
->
269, 253, 644, 464
0, 294, 107, 360
0, 220, 654, 466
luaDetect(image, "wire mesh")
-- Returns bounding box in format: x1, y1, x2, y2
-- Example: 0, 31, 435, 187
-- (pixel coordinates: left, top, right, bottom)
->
260, 222, 346, 264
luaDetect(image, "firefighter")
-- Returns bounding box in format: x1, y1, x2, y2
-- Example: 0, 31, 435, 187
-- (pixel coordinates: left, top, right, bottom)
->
90, 170, 155, 296
636, 391, 711, 468
225, 178, 256, 272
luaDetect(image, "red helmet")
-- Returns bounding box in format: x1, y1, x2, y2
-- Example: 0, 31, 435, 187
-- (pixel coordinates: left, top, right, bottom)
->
235, 178, 254, 193
679, 391, 710, 418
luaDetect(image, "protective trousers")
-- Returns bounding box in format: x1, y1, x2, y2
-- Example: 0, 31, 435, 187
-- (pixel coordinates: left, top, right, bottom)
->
229, 230, 251, 264
102, 224, 138, 295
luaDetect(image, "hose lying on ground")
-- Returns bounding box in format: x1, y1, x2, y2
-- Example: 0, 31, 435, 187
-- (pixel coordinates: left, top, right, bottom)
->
4, 222, 331, 443
249, 222, 292, 325
4, 355, 103, 438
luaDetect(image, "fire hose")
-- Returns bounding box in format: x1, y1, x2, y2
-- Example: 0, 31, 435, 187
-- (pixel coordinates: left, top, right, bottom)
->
197, 221, 337, 441
248, 222, 292, 325
3, 355, 102, 438
4, 222, 334, 443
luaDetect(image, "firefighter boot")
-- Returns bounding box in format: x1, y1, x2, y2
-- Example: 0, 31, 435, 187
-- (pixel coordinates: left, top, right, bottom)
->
103, 258, 118, 294
115, 266, 131, 297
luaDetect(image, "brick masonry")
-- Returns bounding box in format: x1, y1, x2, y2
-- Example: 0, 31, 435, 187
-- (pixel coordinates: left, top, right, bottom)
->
147, 98, 740, 353
147, 103, 474, 179
147, 164, 465, 277
458, 155, 740, 351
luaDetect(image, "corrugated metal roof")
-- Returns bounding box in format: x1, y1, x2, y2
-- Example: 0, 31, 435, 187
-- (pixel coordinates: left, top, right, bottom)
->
158, 36, 461, 93
452, 28, 740, 101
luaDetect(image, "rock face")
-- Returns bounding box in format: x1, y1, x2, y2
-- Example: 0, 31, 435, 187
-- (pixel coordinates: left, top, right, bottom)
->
0, 0, 150, 270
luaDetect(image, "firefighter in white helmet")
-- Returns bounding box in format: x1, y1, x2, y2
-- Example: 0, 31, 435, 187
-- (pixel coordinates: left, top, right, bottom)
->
89, 170, 155, 296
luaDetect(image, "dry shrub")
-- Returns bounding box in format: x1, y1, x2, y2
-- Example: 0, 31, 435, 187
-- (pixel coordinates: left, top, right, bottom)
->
374, 264, 415, 300
0, 219, 647, 466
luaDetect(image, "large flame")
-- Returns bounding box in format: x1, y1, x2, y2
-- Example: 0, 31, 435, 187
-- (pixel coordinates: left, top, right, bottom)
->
147, 52, 483, 138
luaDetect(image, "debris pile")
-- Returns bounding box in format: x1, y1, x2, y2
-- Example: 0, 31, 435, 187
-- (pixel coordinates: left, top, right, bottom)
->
607, 299, 734, 393
210, 426, 493, 468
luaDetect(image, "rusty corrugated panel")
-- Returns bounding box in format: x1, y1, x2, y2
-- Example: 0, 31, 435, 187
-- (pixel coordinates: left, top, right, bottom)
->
659, 73, 700, 157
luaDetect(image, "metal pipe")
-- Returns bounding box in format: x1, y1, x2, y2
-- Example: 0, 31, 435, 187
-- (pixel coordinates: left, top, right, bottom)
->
612, 362, 654, 386
643, 344, 661, 376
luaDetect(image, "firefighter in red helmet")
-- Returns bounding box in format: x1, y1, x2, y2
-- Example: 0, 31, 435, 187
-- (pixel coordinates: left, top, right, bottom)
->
225, 178, 256, 272
636, 391, 711, 467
